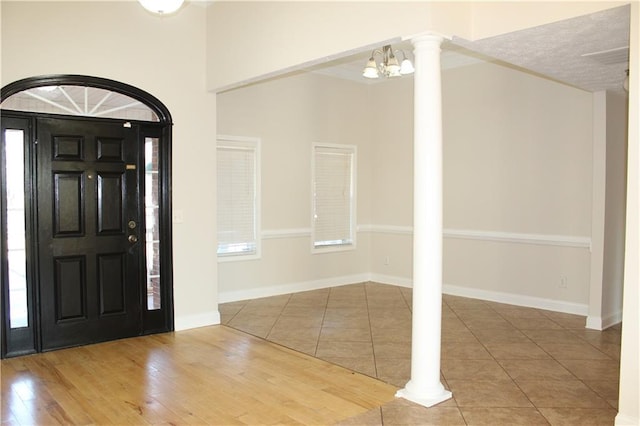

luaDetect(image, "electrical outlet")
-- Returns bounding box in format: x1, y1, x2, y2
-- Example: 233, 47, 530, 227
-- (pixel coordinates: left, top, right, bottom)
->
384, 256, 390, 266
559, 275, 568, 288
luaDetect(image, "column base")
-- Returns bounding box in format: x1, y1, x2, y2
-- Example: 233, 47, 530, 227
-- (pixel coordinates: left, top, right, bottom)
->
396, 381, 452, 408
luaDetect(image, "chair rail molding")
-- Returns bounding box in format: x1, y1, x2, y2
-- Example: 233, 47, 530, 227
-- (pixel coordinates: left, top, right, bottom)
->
359, 224, 591, 249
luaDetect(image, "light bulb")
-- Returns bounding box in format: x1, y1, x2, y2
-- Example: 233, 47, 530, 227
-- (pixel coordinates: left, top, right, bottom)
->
363, 58, 379, 79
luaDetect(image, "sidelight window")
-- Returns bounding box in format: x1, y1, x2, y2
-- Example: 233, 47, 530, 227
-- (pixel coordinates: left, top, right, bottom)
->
3, 129, 28, 328
145, 137, 161, 310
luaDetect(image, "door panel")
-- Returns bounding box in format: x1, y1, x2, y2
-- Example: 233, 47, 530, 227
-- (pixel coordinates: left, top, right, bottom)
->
54, 256, 86, 321
53, 172, 84, 236
37, 117, 142, 351
97, 172, 124, 234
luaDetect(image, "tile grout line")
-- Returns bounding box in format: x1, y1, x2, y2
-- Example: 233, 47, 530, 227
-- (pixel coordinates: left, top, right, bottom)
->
315, 288, 332, 357
224, 301, 248, 325
264, 293, 292, 341
483, 302, 551, 424
363, 282, 380, 380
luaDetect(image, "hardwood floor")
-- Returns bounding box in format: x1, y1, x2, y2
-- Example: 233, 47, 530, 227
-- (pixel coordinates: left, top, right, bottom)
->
2, 283, 622, 425
1, 326, 397, 425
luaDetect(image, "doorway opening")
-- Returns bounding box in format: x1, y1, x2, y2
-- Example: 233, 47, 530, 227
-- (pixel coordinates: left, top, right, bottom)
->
1, 75, 174, 358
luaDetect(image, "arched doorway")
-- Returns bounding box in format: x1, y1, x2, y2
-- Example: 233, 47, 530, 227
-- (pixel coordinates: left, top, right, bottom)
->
1, 75, 174, 357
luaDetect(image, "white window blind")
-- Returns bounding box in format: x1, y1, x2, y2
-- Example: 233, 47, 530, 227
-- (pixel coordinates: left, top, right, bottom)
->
313, 144, 356, 250
217, 138, 259, 258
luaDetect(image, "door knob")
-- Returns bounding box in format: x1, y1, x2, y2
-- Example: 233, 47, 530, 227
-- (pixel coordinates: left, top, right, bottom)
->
128, 235, 138, 243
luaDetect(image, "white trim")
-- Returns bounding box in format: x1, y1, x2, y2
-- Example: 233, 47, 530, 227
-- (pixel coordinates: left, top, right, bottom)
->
262, 228, 312, 239
254, 226, 590, 251
585, 316, 603, 330
217, 134, 261, 144
615, 413, 640, 426
219, 272, 589, 317
586, 311, 623, 330
374, 272, 589, 316
444, 229, 591, 249
603, 311, 623, 328
174, 310, 221, 331
370, 273, 413, 288
359, 224, 413, 235
217, 252, 261, 263
360, 224, 591, 249
218, 273, 370, 303
443, 283, 588, 316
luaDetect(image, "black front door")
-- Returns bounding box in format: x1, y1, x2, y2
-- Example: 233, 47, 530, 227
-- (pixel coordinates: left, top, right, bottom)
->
36, 117, 142, 350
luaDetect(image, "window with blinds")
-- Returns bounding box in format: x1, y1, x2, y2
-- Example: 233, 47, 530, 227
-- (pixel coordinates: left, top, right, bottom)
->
217, 137, 260, 259
312, 144, 356, 251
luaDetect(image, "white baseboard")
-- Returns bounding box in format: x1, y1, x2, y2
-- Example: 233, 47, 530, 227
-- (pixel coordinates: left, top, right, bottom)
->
174, 310, 221, 331
586, 311, 623, 330
219, 272, 589, 317
603, 311, 623, 328
585, 316, 603, 330
370, 273, 413, 288
371, 273, 589, 316
218, 273, 371, 303
443, 283, 588, 316
615, 413, 640, 426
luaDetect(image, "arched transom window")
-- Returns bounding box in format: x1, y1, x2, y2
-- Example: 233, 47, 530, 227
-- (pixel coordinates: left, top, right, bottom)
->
1, 85, 158, 121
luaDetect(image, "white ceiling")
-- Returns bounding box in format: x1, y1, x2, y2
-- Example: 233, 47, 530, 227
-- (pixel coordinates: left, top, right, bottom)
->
310, 4, 630, 94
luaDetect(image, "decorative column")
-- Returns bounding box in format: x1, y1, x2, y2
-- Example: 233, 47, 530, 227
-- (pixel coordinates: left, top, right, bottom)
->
396, 33, 452, 408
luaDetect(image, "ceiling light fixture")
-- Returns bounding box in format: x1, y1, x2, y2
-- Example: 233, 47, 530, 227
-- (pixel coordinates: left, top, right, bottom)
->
138, 0, 185, 15
363, 45, 414, 79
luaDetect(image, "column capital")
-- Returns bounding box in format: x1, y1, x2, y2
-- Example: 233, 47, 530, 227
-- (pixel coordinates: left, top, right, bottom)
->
409, 32, 449, 47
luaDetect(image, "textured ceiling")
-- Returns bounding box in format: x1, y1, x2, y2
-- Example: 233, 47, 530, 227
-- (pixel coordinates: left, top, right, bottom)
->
312, 5, 630, 94
453, 4, 630, 93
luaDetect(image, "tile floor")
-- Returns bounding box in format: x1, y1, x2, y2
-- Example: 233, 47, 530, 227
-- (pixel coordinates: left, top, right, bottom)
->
220, 282, 621, 425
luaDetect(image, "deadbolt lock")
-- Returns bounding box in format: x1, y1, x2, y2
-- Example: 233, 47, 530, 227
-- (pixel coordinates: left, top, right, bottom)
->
128, 220, 136, 229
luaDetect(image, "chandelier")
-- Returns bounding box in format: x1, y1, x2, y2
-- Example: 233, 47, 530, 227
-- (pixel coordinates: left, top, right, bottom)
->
363, 45, 415, 79
138, 0, 185, 15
